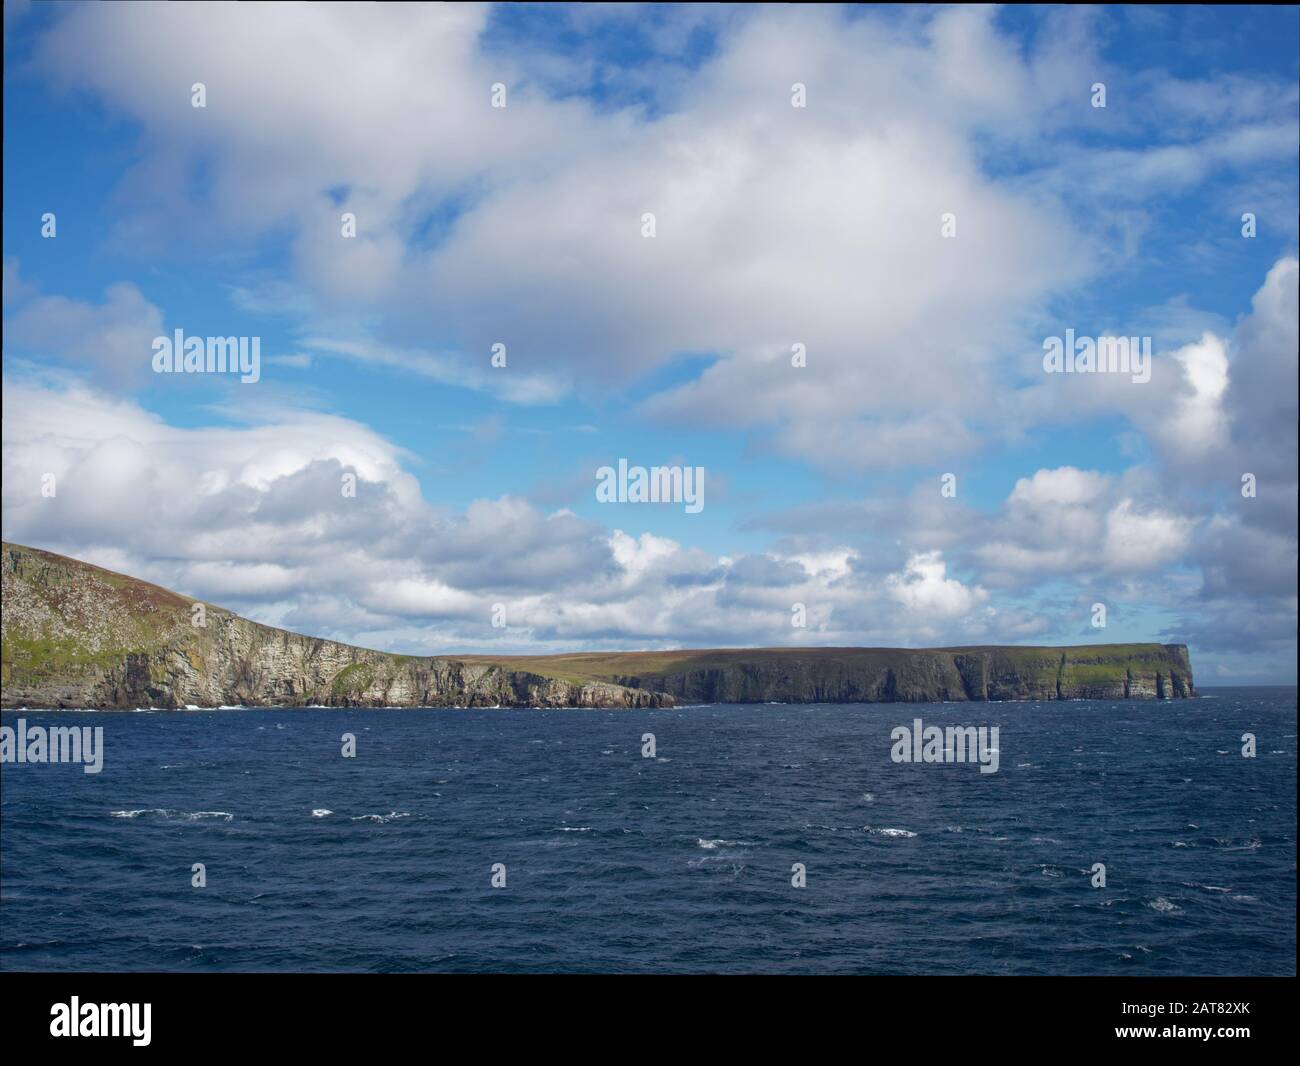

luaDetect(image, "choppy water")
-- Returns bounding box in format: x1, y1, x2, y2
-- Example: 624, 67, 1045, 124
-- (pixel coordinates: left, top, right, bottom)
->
1, 687, 1294, 973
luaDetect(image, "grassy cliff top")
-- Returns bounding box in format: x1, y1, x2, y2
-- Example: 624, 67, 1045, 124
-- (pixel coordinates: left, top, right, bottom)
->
454, 644, 1187, 685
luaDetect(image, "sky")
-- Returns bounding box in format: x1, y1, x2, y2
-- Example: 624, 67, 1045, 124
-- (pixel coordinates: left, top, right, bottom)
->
2, 2, 1297, 684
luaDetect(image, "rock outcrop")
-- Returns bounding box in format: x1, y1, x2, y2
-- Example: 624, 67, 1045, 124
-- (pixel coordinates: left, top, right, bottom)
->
1, 543, 667, 709
1, 543, 1194, 709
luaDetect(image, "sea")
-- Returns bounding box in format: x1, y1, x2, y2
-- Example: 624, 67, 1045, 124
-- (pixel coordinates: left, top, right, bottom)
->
1, 687, 1294, 974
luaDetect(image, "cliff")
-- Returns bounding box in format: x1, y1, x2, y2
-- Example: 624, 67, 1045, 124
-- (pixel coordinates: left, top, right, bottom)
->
1, 542, 1194, 709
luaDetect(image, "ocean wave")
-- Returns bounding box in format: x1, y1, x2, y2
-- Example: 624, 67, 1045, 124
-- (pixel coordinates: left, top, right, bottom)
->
351, 811, 411, 824
864, 827, 917, 838
109, 809, 233, 821
312, 809, 333, 817
1148, 897, 1180, 913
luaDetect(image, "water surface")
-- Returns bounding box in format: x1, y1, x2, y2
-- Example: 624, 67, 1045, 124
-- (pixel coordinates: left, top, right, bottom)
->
2, 687, 1294, 974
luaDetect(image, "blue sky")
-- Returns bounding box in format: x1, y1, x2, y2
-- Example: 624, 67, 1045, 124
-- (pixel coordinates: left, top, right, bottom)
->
3, 3, 1297, 683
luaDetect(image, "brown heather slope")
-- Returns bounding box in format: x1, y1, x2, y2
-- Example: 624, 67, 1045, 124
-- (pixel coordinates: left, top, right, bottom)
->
1, 542, 1193, 709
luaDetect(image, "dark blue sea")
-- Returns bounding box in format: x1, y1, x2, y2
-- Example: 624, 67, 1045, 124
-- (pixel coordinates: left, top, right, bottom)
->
1, 687, 1294, 974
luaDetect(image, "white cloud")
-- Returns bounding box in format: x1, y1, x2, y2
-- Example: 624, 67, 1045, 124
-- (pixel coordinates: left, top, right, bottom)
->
4, 276, 164, 386
886, 550, 988, 619
25, 5, 1295, 475
1151, 332, 1230, 458
977, 466, 1195, 584
1102, 499, 1196, 573
1010, 467, 1109, 508
1, 376, 1065, 653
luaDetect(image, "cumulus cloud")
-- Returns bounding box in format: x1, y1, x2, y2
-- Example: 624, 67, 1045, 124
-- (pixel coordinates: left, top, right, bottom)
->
886, 551, 988, 619
21, 5, 1296, 471
3, 375, 1022, 652
3, 271, 165, 387
973, 466, 1195, 583
2, 5, 1103, 468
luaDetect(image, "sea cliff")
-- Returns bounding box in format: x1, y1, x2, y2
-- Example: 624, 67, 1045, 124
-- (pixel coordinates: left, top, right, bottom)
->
1, 543, 1194, 709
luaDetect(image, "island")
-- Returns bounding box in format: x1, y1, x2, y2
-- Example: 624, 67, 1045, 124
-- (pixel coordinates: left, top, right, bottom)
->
1, 542, 1194, 709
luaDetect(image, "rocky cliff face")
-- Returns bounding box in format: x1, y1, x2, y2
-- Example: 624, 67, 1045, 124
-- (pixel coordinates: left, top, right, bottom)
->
595, 644, 1194, 703
1, 544, 667, 709
1, 542, 1194, 709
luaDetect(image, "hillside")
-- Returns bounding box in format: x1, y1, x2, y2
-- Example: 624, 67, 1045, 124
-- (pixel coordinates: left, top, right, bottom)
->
1, 542, 1194, 709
